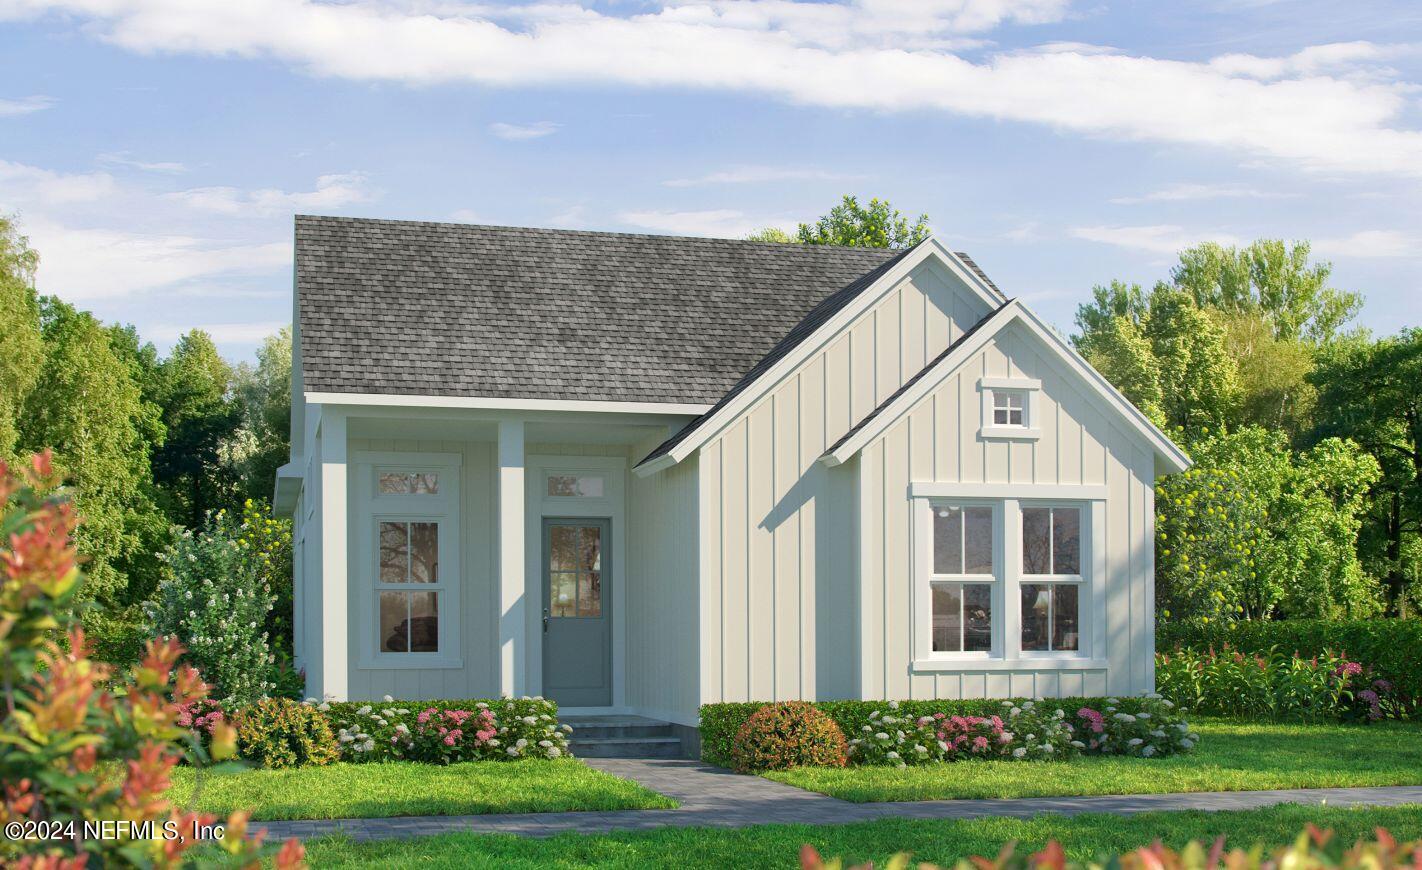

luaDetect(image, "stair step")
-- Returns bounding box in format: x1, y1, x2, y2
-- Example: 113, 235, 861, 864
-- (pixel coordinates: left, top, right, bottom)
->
569, 723, 674, 740
569, 735, 684, 759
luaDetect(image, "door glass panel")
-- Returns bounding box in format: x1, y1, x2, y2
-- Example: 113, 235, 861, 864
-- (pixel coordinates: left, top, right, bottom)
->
580, 526, 602, 572
379, 590, 408, 652
409, 522, 438, 583
409, 591, 439, 652
550, 572, 577, 617
550, 526, 578, 573
579, 571, 602, 617
379, 522, 408, 583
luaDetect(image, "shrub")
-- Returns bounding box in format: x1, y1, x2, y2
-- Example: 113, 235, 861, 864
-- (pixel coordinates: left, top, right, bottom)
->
1159, 617, 1422, 705
0, 451, 304, 868
150, 504, 277, 705
315, 696, 571, 763
1156, 645, 1401, 722
234, 697, 340, 768
176, 698, 228, 755
699, 696, 1173, 768
730, 702, 847, 772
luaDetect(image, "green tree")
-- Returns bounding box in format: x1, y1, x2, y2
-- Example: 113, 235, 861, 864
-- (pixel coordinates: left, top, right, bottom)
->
1312, 329, 1422, 615
796, 195, 930, 249
227, 327, 293, 506
745, 227, 794, 243
0, 216, 43, 459
152, 329, 241, 527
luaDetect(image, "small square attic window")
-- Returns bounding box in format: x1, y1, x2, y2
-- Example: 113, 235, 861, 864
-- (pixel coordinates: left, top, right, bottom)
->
992, 391, 1026, 427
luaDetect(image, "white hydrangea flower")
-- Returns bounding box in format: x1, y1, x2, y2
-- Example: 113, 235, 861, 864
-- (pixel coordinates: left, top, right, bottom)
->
1012, 747, 1027, 758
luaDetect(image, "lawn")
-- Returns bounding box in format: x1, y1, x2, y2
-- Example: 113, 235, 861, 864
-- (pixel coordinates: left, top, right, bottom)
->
168, 759, 676, 821
298, 802, 1422, 868
765, 718, 1422, 802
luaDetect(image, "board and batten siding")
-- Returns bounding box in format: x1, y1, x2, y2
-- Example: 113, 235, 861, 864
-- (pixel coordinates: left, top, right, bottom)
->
626, 432, 701, 724
697, 259, 994, 705
856, 322, 1157, 700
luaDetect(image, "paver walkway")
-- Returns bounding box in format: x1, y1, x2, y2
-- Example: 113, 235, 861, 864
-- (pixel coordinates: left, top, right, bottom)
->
260, 758, 1422, 843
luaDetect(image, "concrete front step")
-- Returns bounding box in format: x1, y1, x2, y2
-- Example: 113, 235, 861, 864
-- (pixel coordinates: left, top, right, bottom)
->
570, 735, 684, 758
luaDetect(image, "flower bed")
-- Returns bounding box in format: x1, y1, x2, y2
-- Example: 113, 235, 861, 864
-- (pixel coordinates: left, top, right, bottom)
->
314, 696, 571, 763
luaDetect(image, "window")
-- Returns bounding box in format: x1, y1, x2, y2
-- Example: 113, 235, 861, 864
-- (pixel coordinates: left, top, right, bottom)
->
547, 474, 605, 498
379, 471, 438, 494
1020, 506, 1082, 652
377, 520, 442, 653
548, 524, 603, 617
930, 505, 995, 652
992, 391, 1026, 427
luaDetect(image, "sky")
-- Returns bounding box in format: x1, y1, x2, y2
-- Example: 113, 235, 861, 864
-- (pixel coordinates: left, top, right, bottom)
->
2, 0, 1421, 361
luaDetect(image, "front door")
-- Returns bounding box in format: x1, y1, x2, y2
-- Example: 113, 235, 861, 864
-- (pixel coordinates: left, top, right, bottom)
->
542, 518, 612, 707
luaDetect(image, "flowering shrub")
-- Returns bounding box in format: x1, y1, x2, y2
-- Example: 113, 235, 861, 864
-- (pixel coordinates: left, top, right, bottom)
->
1156, 644, 1401, 722
234, 698, 340, 768
176, 698, 227, 755
0, 451, 305, 868
844, 699, 1189, 767
150, 505, 277, 705
315, 696, 571, 763
731, 702, 847, 772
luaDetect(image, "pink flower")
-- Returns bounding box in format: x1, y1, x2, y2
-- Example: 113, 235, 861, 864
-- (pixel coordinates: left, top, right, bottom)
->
444, 734, 456, 746
1077, 707, 1105, 734
417, 708, 436, 724
972, 736, 988, 751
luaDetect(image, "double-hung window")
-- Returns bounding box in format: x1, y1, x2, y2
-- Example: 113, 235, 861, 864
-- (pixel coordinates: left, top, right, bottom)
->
929, 504, 997, 653
1019, 505, 1082, 652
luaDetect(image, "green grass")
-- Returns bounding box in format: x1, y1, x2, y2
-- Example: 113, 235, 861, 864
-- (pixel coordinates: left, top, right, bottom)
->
765, 718, 1422, 802
168, 759, 676, 821
297, 803, 1422, 868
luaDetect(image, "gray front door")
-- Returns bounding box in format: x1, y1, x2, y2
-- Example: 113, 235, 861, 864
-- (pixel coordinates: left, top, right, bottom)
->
542, 518, 612, 707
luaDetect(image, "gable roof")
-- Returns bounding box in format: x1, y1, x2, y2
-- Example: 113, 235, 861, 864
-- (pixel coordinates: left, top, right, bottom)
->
820, 300, 1192, 475
297, 215, 1000, 407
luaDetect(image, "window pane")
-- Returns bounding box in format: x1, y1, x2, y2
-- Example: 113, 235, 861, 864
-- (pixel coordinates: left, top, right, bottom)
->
409, 522, 438, 583
1009, 408, 1024, 425
547, 475, 578, 496
378, 473, 412, 494
379, 591, 408, 652
411, 473, 438, 494
547, 474, 604, 497
933, 507, 962, 575
1053, 508, 1081, 575
379, 472, 439, 494
963, 507, 994, 574
409, 591, 439, 652
379, 522, 408, 583
931, 584, 962, 652
580, 526, 602, 572
579, 571, 602, 617
963, 583, 993, 651
1022, 508, 1051, 575
1021, 583, 1050, 651
1053, 584, 1080, 651
550, 572, 577, 617
993, 408, 1009, 425
550, 526, 578, 572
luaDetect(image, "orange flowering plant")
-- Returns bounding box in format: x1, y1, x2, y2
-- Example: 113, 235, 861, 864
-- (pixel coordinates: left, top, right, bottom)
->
0, 451, 305, 869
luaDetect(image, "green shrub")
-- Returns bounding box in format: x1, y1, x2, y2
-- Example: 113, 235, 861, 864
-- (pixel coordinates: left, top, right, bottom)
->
234, 697, 340, 768
730, 702, 846, 772
315, 696, 569, 763
699, 697, 1164, 768
1159, 618, 1422, 704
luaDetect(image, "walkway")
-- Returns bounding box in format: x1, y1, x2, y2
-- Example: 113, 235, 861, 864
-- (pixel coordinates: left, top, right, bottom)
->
260, 759, 1422, 843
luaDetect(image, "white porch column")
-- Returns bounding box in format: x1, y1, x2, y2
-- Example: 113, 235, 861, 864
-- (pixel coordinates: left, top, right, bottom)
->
317, 407, 348, 700
497, 420, 526, 697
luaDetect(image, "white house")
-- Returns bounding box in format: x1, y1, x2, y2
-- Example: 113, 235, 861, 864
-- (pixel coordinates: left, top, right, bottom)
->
276, 215, 1190, 742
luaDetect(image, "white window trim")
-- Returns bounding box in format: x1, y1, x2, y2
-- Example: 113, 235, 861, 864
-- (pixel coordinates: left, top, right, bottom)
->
1018, 503, 1086, 657
911, 488, 1106, 673
353, 450, 463, 670
979, 376, 1042, 441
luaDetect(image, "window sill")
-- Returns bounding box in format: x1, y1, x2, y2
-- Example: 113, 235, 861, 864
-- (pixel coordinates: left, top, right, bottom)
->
357, 656, 464, 671
979, 426, 1042, 441
911, 657, 1107, 673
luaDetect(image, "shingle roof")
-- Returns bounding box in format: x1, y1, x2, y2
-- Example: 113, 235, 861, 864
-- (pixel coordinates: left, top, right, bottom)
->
296, 215, 1003, 407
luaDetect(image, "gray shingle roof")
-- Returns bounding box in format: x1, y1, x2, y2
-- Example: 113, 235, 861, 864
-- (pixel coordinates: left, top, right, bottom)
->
296, 215, 1003, 408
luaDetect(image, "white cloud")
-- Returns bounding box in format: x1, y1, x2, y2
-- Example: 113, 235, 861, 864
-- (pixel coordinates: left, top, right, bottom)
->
1110, 182, 1291, 204
618, 208, 788, 238
148, 320, 288, 343
5, 2, 1421, 177
449, 208, 487, 223
0, 159, 117, 204
1069, 224, 1243, 255
166, 171, 372, 216
97, 151, 188, 173
0, 94, 55, 116
663, 165, 862, 187
1315, 229, 1416, 259
489, 121, 560, 140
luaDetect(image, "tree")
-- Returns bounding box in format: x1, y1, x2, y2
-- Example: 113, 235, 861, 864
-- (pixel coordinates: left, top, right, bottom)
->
152, 329, 241, 527
0, 216, 43, 459
227, 327, 293, 506
745, 227, 794, 243
1312, 329, 1422, 615
796, 195, 930, 249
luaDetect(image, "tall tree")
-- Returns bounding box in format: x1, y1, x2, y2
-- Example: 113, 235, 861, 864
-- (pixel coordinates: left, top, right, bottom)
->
796, 195, 930, 249
0, 217, 43, 459
152, 329, 241, 527
227, 327, 293, 505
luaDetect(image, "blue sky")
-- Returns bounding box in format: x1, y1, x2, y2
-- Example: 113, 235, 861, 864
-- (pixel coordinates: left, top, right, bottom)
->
2, 0, 1420, 360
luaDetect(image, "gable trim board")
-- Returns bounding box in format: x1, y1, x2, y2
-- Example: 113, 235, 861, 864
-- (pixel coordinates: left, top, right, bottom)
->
820, 301, 1192, 475
634, 239, 1006, 477
308, 393, 713, 416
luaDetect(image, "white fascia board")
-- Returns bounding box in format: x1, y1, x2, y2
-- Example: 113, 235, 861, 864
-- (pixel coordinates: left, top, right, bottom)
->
820, 301, 1021, 466
305, 392, 712, 416
631, 453, 677, 478
660, 238, 993, 468
272, 461, 303, 517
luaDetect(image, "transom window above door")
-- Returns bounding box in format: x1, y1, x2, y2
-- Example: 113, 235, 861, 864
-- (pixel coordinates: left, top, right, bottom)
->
547, 473, 605, 498
378, 471, 439, 494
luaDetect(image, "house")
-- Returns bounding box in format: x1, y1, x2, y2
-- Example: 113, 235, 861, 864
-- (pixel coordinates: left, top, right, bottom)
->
275, 215, 1190, 749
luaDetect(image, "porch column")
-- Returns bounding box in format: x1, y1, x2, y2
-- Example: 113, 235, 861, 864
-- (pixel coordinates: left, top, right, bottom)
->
497, 419, 526, 697
317, 406, 348, 700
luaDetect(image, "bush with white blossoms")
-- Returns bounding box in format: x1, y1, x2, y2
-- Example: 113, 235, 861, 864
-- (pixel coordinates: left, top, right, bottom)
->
847, 696, 1195, 767
313, 696, 572, 764
150, 507, 277, 706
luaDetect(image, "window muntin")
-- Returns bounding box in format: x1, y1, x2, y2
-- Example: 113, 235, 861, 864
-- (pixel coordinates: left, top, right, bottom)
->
548, 524, 603, 618
376, 520, 442, 653
378, 471, 439, 495
992, 391, 1026, 427
547, 474, 605, 498
930, 504, 996, 653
